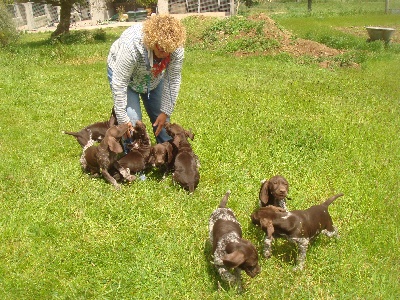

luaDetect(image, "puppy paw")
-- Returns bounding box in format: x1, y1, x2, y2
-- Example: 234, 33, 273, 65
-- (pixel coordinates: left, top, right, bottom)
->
126, 175, 136, 182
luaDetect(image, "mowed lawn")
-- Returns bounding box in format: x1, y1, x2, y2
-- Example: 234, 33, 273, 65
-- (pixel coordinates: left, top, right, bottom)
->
0, 3, 399, 299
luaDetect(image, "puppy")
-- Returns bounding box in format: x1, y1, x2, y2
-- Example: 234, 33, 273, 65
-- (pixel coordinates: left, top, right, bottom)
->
171, 132, 200, 193
80, 123, 135, 189
251, 193, 343, 270
148, 141, 174, 178
259, 175, 289, 210
164, 122, 194, 142
209, 191, 261, 291
165, 122, 199, 193
64, 114, 117, 147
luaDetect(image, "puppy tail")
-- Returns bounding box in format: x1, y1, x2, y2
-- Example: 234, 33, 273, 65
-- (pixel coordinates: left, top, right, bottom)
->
218, 190, 231, 208
63, 130, 80, 137
323, 193, 344, 207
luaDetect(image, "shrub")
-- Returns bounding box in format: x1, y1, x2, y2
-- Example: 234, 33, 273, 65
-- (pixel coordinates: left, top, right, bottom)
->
50, 29, 107, 45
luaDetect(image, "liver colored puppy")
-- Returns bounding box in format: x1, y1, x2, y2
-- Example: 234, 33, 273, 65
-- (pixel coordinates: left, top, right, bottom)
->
148, 142, 174, 178
164, 122, 199, 193
251, 193, 343, 270
259, 175, 289, 210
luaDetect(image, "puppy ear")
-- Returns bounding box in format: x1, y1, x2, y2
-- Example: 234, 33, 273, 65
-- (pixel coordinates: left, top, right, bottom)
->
109, 111, 117, 127
260, 218, 275, 239
109, 107, 117, 126
259, 180, 270, 206
166, 143, 174, 164
108, 137, 124, 153
222, 251, 246, 269
251, 212, 260, 225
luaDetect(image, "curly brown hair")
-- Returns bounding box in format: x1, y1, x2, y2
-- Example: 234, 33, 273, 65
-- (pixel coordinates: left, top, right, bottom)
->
143, 14, 186, 53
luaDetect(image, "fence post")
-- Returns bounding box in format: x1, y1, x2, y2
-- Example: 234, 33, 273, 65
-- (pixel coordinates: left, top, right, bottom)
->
23, 2, 34, 30
44, 4, 51, 25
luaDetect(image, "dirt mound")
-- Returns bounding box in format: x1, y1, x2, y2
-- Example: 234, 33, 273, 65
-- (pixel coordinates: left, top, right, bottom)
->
248, 13, 342, 58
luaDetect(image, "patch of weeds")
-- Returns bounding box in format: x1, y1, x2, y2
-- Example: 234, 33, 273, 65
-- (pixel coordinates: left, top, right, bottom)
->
223, 35, 280, 53
182, 16, 220, 50
196, 16, 279, 53
334, 50, 366, 66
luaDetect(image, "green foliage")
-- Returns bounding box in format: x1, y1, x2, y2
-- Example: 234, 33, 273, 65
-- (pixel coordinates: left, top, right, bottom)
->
113, 0, 157, 8
183, 16, 280, 53
0, 2, 19, 47
136, 0, 157, 8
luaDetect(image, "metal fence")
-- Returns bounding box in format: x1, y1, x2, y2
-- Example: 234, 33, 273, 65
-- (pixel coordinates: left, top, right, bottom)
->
8, 1, 236, 31
168, 0, 235, 14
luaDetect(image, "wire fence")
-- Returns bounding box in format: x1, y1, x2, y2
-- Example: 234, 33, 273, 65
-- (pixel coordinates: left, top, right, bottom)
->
8, 0, 237, 31
8, 1, 94, 30
168, 0, 235, 14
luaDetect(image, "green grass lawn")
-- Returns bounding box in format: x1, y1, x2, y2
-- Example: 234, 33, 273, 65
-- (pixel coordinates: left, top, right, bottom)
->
0, 2, 399, 299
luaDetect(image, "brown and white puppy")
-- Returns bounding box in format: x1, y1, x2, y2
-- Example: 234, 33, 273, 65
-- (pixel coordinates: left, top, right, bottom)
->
259, 175, 289, 210
251, 193, 343, 270
117, 121, 152, 175
148, 141, 175, 178
64, 114, 117, 147
80, 123, 135, 189
209, 191, 261, 292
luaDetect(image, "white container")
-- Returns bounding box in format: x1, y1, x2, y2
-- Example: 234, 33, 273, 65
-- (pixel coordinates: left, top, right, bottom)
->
365, 26, 396, 43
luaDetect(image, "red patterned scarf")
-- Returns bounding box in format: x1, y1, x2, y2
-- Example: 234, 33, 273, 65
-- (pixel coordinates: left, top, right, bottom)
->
152, 55, 170, 77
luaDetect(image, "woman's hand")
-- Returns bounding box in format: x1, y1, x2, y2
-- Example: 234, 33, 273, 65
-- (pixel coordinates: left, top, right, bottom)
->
153, 113, 168, 136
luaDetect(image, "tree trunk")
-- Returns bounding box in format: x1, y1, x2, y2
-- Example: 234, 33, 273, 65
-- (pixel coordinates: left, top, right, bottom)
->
51, 1, 73, 37
308, 0, 312, 12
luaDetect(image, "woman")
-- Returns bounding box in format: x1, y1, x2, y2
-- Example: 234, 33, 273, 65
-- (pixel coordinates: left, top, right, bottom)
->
107, 14, 186, 150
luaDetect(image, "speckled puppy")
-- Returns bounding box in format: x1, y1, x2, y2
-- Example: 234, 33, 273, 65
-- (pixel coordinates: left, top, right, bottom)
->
251, 193, 343, 270
209, 191, 261, 291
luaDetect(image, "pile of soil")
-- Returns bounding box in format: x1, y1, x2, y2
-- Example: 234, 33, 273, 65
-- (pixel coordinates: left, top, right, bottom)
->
248, 13, 342, 58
